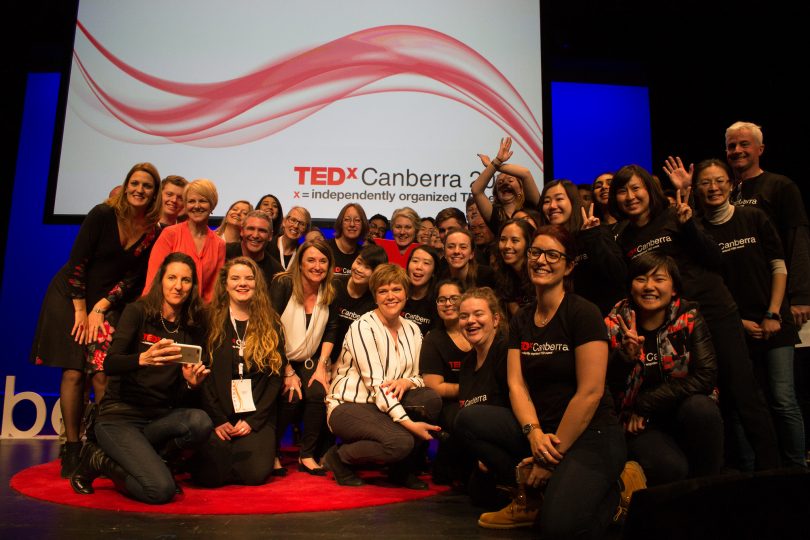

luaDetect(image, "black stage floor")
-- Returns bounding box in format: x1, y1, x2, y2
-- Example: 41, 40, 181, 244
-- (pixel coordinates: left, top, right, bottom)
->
1, 439, 543, 539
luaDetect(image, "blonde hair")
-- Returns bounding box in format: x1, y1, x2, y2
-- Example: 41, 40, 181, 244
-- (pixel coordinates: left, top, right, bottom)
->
106, 162, 162, 225
391, 207, 420, 229
206, 257, 283, 374
215, 200, 253, 236
459, 286, 508, 336
726, 121, 763, 145
369, 263, 410, 297
274, 238, 336, 306
185, 178, 219, 211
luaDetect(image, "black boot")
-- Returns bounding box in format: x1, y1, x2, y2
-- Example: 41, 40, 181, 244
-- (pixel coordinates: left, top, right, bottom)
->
322, 446, 363, 487
60, 442, 83, 479
70, 442, 128, 495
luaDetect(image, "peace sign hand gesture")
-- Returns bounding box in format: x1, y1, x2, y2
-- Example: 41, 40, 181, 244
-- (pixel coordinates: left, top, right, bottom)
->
581, 204, 601, 230
675, 187, 693, 225
617, 310, 645, 360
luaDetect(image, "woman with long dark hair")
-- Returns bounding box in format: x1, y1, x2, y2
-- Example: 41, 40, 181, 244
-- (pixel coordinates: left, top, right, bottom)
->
31, 162, 162, 477
492, 218, 535, 317
402, 245, 441, 336
70, 252, 212, 504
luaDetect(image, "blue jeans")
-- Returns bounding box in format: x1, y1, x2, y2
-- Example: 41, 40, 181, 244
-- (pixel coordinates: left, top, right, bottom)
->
757, 346, 806, 468
95, 408, 212, 504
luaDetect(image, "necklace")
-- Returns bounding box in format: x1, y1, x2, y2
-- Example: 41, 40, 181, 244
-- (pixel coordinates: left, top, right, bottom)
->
231, 313, 249, 357
535, 295, 565, 327
161, 315, 180, 334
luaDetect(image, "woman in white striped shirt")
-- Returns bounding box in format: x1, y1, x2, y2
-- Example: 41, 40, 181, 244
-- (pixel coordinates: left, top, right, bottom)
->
324, 264, 442, 489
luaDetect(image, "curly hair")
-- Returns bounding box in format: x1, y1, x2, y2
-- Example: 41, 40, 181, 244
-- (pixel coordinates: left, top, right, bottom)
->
206, 257, 284, 374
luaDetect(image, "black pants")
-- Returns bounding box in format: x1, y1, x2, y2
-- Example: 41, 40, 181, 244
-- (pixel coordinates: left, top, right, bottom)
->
191, 422, 277, 487
277, 360, 326, 459
627, 394, 724, 486
708, 313, 780, 469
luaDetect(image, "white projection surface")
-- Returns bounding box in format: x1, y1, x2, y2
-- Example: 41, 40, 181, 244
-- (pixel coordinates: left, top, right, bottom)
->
54, 0, 544, 220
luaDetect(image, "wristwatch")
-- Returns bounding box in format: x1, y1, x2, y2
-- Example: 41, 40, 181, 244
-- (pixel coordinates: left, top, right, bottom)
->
522, 423, 540, 436
764, 311, 782, 322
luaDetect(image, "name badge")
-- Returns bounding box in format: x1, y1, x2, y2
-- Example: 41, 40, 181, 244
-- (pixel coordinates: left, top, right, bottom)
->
231, 379, 256, 413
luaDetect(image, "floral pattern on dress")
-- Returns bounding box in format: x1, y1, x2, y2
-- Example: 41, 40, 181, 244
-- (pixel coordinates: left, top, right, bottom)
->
85, 320, 115, 374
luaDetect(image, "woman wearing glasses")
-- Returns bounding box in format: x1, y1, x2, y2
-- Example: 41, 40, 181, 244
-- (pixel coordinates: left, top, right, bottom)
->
328, 203, 369, 276
478, 225, 625, 535
693, 159, 805, 469
421, 279, 471, 484
270, 206, 311, 270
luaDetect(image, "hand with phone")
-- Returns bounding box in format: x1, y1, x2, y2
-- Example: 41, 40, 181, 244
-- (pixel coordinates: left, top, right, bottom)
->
139, 338, 182, 366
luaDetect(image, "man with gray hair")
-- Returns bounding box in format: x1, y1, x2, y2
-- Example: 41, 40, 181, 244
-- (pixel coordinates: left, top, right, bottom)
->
726, 121, 810, 327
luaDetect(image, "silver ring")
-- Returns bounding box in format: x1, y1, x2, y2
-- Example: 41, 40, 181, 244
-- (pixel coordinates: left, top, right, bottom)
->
304, 358, 314, 370
542, 451, 549, 454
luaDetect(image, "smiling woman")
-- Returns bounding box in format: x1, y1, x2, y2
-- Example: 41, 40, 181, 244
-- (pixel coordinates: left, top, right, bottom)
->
144, 179, 226, 303
30, 162, 163, 478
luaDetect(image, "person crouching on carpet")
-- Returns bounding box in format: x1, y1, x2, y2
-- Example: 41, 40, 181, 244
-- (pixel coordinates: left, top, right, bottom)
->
324, 264, 442, 489
70, 252, 212, 504
191, 257, 285, 486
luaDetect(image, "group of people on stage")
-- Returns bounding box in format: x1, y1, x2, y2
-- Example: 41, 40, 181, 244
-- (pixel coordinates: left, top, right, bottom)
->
30, 120, 809, 535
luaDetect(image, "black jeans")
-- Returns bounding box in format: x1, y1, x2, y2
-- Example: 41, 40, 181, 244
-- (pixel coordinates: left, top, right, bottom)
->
627, 394, 724, 486
454, 404, 526, 485
95, 408, 212, 504
328, 387, 441, 465
708, 313, 780, 469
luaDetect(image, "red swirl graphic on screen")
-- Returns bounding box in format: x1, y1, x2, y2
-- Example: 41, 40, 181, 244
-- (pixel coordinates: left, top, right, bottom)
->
72, 22, 543, 169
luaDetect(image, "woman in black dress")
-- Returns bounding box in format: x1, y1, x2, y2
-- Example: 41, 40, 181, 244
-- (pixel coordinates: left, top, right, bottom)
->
70, 252, 212, 504
31, 162, 162, 477
193, 257, 285, 486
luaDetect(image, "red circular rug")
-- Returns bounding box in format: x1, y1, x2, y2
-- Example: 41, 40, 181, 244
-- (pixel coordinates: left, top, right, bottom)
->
11, 460, 449, 515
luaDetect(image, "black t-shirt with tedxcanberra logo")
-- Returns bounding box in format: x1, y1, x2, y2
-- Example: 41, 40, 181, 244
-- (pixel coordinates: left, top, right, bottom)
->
508, 294, 617, 432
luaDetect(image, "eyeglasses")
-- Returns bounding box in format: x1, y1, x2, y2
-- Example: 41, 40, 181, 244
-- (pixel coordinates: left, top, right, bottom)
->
286, 216, 307, 228
527, 247, 567, 263
343, 217, 362, 225
436, 295, 462, 305
696, 177, 730, 188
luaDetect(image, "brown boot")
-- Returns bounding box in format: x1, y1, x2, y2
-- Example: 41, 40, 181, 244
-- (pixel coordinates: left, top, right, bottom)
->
478, 484, 541, 529
613, 460, 647, 524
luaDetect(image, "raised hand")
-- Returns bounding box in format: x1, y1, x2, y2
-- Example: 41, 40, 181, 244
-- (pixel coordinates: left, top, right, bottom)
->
581, 204, 601, 230
662, 155, 693, 192
618, 310, 645, 360
495, 136, 513, 164
675, 186, 693, 224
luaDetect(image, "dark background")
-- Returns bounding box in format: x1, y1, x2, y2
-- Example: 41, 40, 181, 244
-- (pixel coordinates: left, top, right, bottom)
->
1, 0, 807, 254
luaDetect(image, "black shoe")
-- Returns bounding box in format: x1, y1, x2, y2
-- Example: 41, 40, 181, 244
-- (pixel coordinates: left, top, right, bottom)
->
271, 466, 288, 477
298, 460, 327, 476
70, 442, 128, 495
61, 442, 83, 479
322, 446, 363, 487
390, 471, 429, 490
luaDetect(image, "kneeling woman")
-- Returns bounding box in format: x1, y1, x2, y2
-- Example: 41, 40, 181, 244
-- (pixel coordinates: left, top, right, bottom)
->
606, 254, 722, 485
193, 257, 285, 486
325, 264, 442, 489
71, 253, 212, 504
479, 225, 626, 536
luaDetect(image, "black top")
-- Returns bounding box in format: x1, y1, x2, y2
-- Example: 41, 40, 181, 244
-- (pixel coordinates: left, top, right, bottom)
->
509, 294, 616, 431
327, 238, 360, 276
200, 316, 283, 431
420, 327, 467, 384
64, 204, 158, 308
572, 225, 627, 316
225, 242, 284, 288
330, 275, 376, 362
401, 295, 438, 336
457, 335, 509, 408
617, 208, 736, 321
269, 275, 339, 357
732, 171, 810, 305
436, 262, 498, 291
701, 206, 799, 348
102, 302, 203, 415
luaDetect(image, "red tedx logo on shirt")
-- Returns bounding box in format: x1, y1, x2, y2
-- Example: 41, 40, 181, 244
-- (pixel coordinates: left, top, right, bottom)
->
294, 166, 358, 185
521, 341, 531, 351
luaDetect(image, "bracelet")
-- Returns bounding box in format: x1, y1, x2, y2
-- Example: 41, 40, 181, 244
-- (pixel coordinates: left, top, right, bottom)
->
491, 158, 503, 168
93, 308, 105, 314
284, 372, 296, 378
